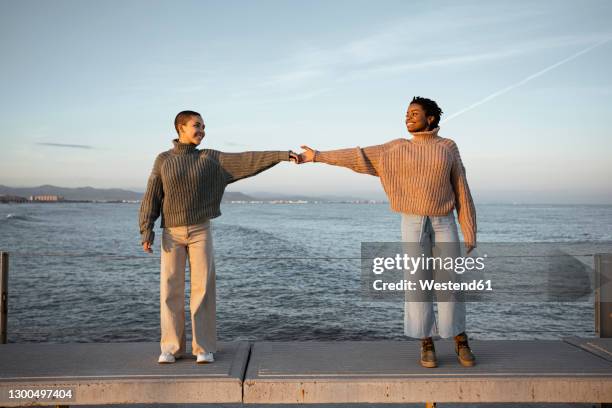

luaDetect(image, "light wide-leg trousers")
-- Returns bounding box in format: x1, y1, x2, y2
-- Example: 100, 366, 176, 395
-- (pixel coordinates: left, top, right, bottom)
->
401, 212, 466, 339
160, 221, 217, 356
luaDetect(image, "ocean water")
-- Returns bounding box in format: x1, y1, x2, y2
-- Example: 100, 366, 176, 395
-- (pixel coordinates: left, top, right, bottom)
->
1, 202, 611, 344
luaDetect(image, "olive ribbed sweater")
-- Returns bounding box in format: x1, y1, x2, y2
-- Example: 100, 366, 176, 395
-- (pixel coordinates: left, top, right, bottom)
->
314, 127, 477, 246
139, 139, 291, 244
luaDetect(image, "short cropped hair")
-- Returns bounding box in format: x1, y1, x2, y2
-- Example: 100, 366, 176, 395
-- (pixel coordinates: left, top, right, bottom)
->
174, 110, 202, 135
410, 97, 443, 129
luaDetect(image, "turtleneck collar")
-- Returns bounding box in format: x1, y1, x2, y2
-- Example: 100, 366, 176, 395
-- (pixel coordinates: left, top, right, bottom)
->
172, 138, 198, 154
409, 127, 440, 144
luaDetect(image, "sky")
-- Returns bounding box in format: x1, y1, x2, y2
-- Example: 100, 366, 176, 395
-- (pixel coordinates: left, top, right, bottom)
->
1, 0, 611, 203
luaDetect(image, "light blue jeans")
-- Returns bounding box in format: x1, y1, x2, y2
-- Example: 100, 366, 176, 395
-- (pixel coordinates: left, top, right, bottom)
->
401, 212, 466, 339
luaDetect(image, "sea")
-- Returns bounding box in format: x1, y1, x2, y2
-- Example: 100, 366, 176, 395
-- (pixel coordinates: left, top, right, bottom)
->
1, 202, 611, 344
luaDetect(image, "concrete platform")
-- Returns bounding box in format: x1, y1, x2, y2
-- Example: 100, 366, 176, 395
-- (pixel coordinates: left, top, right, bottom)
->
0, 342, 250, 406
1, 340, 611, 406
243, 340, 612, 404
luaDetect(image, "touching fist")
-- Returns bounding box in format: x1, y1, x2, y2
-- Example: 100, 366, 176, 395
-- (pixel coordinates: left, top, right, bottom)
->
297, 145, 316, 163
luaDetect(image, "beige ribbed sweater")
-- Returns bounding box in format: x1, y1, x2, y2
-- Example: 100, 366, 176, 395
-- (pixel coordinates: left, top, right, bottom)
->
314, 127, 477, 246
138, 139, 291, 244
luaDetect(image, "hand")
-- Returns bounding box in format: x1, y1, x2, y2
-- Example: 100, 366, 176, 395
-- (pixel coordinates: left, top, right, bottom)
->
289, 151, 299, 163
143, 241, 153, 254
297, 145, 316, 163
466, 244, 475, 255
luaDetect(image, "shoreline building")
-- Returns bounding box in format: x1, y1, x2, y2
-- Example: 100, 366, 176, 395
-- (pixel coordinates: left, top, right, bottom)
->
29, 195, 64, 202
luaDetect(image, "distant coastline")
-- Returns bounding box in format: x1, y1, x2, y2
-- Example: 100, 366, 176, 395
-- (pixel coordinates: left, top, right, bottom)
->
0, 198, 387, 205
2, 184, 610, 206
0, 184, 386, 205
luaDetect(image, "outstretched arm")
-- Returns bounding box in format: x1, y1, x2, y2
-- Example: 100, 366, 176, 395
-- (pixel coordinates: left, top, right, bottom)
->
297, 144, 383, 177
215, 150, 298, 183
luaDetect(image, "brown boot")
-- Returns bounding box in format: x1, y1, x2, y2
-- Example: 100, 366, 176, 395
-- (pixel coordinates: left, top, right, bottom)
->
454, 332, 476, 367
420, 337, 437, 368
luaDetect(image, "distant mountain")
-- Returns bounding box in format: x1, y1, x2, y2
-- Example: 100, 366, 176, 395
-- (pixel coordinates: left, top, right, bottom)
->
0, 184, 383, 203
0, 185, 259, 202
222, 192, 258, 202
0, 185, 142, 201
246, 191, 382, 202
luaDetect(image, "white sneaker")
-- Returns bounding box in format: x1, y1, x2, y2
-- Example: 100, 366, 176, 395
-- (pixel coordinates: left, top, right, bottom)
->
158, 352, 176, 364
196, 352, 214, 364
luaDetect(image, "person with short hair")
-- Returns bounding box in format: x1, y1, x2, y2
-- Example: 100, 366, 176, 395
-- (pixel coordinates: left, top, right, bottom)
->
296, 97, 477, 368
139, 110, 297, 364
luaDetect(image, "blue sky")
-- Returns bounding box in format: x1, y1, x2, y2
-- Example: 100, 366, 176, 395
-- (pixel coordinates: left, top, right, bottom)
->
1, 0, 611, 203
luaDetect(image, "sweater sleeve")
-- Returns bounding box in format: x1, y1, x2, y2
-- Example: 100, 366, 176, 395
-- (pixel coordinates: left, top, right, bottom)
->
138, 153, 165, 244
448, 142, 477, 247
313, 144, 384, 177
216, 150, 290, 184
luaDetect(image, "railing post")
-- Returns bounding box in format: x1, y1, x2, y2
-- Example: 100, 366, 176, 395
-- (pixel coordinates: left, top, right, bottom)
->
595, 253, 612, 338
0, 251, 8, 344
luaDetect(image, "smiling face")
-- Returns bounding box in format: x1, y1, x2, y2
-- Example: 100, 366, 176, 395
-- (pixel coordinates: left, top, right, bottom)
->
405, 103, 434, 133
178, 115, 205, 145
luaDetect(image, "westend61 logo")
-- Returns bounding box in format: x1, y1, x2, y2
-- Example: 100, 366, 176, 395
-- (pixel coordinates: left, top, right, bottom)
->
360, 242, 612, 302
370, 253, 491, 294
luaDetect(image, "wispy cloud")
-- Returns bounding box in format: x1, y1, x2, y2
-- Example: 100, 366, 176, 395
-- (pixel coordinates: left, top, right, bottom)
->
223, 140, 251, 148
341, 33, 612, 81
257, 69, 326, 89
285, 5, 549, 74
259, 87, 333, 104
234, 8, 609, 102
37, 142, 93, 149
